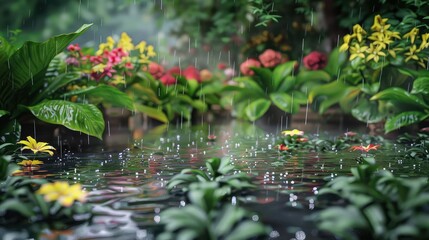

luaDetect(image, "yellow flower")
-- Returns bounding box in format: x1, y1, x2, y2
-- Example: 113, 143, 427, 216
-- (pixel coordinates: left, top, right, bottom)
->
419, 33, 429, 50
385, 30, 401, 40
339, 34, 352, 52
111, 75, 125, 85
96, 36, 116, 55
118, 32, 134, 52
403, 27, 419, 44
388, 47, 402, 58
139, 55, 150, 64
349, 43, 368, 61
371, 15, 390, 32
146, 45, 156, 57
405, 45, 420, 62
18, 160, 44, 166
37, 182, 87, 207
282, 129, 304, 136
18, 136, 56, 156
368, 32, 393, 49
92, 63, 106, 73
135, 41, 147, 53
366, 43, 386, 62
352, 24, 367, 42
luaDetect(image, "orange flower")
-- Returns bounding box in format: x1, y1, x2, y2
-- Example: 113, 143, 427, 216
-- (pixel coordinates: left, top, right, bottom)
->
277, 144, 289, 151
350, 144, 380, 152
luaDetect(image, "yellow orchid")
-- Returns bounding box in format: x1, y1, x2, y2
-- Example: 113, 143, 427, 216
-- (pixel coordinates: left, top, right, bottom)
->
18, 160, 44, 166
368, 32, 393, 49
403, 27, 419, 44
37, 182, 87, 207
146, 45, 156, 57
96, 36, 116, 55
405, 45, 420, 62
352, 24, 367, 42
339, 34, 352, 52
419, 33, 429, 51
385, 30, 401, 40
18, 136, 56, 156
92, 63, 106, 73
371, 15, 390, 32
388, 47, 402, 58
349, 43, 368, 61
118, 32, 134, 52
111, 75, 126, 85
366, 43, 386, 62
282, 129, 304, 136
135, 41, 147, 53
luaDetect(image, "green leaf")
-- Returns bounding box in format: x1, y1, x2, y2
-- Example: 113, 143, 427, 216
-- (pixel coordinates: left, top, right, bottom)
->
0, 24, 92, 110
324, 47, 347, 76
27, 100, 104, 139
351, 99, 385, 123
309, 81, 349, 114
33, 72, 81, 104
0, 199, 34, 217
272, 61, 297, 90
62, 85, 134, 111
134, 104, 169, 123
411, 77, 429, 95
371, 87, 429, 110
252, 67, 273, 91
385, 111, 428, 133
270, 93, 299, 113
225, 221, 267, 240
296, 70, 331, 85
0, 120, 21, 146
277, 75, 296, 93
186, 79, 200, 96
245, 99, 271, 121
0, 110, 9, 118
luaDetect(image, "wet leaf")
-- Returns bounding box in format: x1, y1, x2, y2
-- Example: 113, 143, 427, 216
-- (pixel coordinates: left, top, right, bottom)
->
134, 104, 168, 123
225, 220, 268, 240
411, 77, 429, 95
245, 98, 271, 121
270, 92, 299, 113
272, 61, 297, 90
371, 87, 429, 110
0, 110, 9, 118
384, 111, 428, 133
27, 100, 104, 139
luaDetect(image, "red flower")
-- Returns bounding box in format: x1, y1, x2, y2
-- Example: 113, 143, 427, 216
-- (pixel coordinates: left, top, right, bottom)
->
277, 144, 289, 151
67, 44, 81, 52
240, 58, 261, 76
350, 144, 380, 152
148, 62, 165, 79
303, 51, 328, 70
258, 49, 283, 68
124, 62, 134, 69
167, 66, 182, 76
218, 63, 227, 70
160, 74, 176, 86
183, 66, 201, 82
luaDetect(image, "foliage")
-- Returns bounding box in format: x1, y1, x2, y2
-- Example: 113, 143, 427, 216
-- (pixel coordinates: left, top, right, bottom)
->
158, 182, 269, 240
0, 24, 107, 139
398, 131, 429, 161
315, 162, 429, 240
167, 157, 255, 195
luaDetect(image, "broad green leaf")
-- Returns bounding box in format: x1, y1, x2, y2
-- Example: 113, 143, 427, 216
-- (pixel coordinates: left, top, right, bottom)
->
309, 81, 349, 114
339, 87, 361, 112
296, 70, 331, 86
222, 85, 244, 92
397, 67, 419, 78
277, 75, 296, 92
245, 99, 271, 121
128, 83, 161, 105
0, 36, 15, 63
351, 99, 385, 123
411, 77, 429, 95
190, 100, 208, 112
371, 87, 429, 110
385, 111, 428, 133
186, 79, 200, 96
252, 67, 273, 91
134, 104, 169, 123
0, 110, 9, 118
270, 93, 299, 113
0, 199, 34, 217
62, 85, 134, 111
33, 72, 81, 104
0, 120, 21, 145
235, 77, 266, 98
272, 61, 297, 90
324, 47, 347, 76
0, 24, 92, 110
27, 100, 104, 139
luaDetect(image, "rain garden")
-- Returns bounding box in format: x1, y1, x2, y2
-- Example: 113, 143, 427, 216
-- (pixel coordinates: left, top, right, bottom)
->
1, 1, 429, 239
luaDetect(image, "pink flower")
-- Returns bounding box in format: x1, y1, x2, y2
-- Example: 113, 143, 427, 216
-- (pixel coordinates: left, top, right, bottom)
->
240, 59, 261, 76
103, 64, 116, 78
89, 56, 103, 64
183, 66, 201, 82
65, 57, 79, 66
303, 51, 328, 70
124, 62, 134, 69
344, 131, 357, 137
67, 44, 81, 52
258, 49, 283, 68
167, 66, 182, 76
148, 62, 165, 79
160, 74, 176, 86
224, 68, 235, 79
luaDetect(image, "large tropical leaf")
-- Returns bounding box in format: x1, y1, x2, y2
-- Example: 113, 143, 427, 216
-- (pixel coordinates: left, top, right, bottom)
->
245, 98, 271, 121
0, 110, 9, 118
272, 61, 297, 90
0, 24, 92, 110
385, 111, 429, 133
26, 100, 104, 139
32, 72, 81, 104
324, 47, 347, 76
134, 103, 169, 123
309, 81, 349, 114
296, 70, 331, 86
371, 87, 429, 110
411, 77, 429, 95
62, 85, 134, 111
252, 67, 273, 92
351, 99, 385, 123
269, 92, 299, 113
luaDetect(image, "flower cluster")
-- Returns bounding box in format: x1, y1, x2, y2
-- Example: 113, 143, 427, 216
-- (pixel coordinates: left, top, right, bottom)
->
339, 14, 429, 67
66, 32, 156, 86
147, 62, 215, 86
239, 49, 287, 76
303, 51, 328, 70
277, 129, 308, 152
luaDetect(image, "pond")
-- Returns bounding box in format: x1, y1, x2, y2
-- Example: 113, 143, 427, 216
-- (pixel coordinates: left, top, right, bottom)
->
3, 120, 428, 239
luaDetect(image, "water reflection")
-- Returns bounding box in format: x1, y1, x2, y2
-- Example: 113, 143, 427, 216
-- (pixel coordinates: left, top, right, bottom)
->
4, 121, 429, 239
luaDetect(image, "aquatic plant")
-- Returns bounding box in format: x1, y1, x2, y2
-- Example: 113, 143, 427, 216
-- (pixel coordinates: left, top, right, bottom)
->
159, 181, 269, 240
398, 131, 429, 161
315, 162, 429, 240
167, 157, 255, 195
277, 129, 309, 151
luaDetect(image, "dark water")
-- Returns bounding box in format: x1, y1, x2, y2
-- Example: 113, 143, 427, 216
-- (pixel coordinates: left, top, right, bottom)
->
3, 120, 429, 240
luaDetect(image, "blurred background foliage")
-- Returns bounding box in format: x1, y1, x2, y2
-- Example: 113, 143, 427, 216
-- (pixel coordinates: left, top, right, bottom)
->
2, 0, 429, 68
